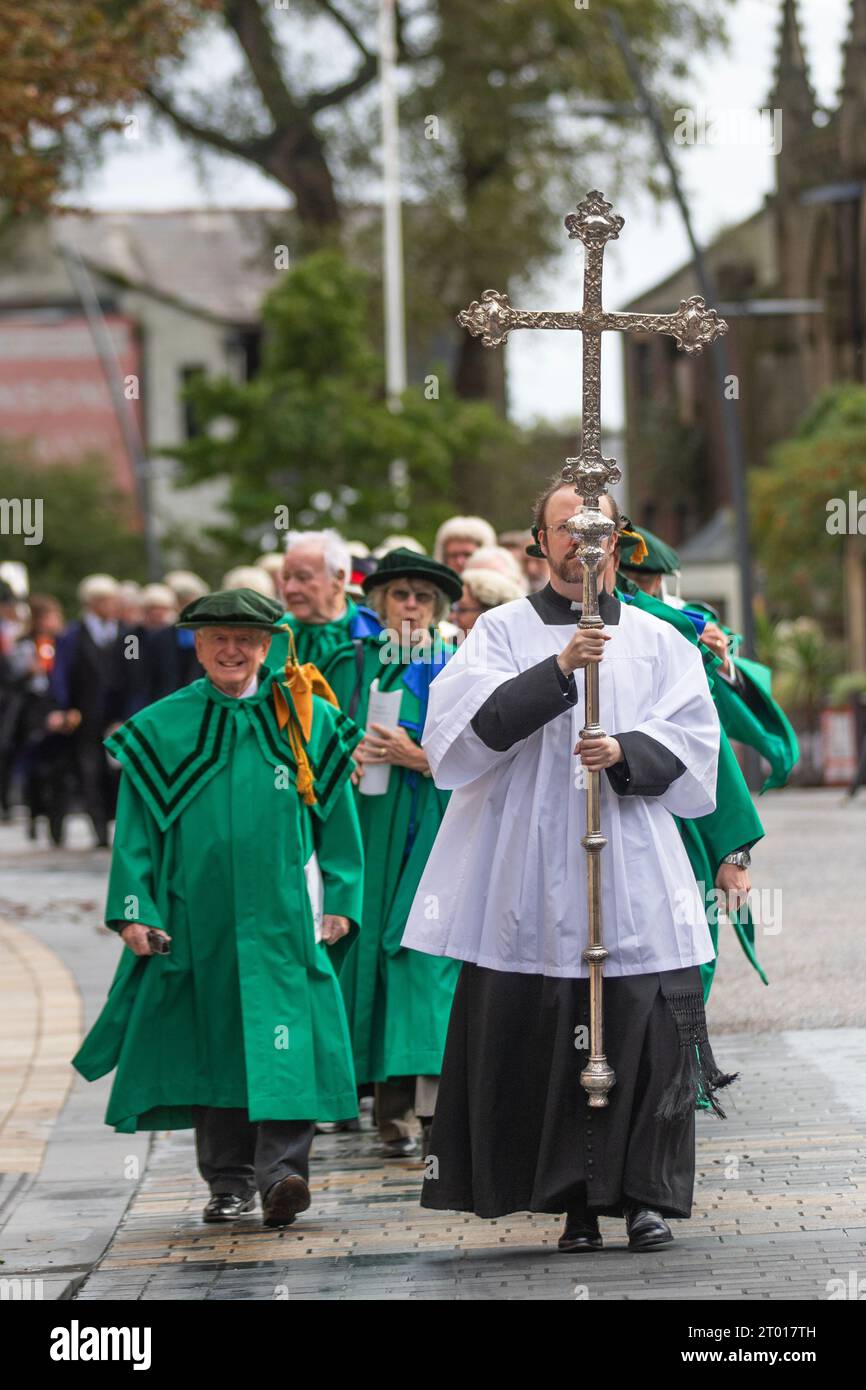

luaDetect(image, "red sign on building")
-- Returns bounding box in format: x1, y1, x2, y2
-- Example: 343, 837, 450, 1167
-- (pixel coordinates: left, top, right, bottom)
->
0, 314, 142, 494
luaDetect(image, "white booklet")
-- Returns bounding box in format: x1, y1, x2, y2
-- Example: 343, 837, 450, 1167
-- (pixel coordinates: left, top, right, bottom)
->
359, 678, 403, 796
304, 850, 324, 943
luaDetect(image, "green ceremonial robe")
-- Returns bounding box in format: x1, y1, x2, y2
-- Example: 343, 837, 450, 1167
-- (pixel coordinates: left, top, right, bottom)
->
265, 600, 360, 678
71, 674, 365, 1132
320, 631, 460, 1083
616, 586, 766, 998
687, 604, 800, 791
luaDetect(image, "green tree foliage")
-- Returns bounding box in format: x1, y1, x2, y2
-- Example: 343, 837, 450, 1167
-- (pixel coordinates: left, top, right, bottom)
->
750, 382, 866, 623
171, 250, 520, 552
0, 443, 146, 612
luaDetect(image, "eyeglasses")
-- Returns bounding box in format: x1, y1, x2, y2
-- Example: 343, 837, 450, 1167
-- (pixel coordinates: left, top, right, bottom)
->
540, 523, 578, 540
388, 586, 436, 604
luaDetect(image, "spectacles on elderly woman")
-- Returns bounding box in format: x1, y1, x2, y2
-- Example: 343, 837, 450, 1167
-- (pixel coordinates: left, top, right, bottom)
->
387, 586, 436, 605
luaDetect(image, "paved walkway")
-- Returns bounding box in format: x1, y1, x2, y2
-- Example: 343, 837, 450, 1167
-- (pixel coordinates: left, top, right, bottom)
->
0, 818, 149, 1299
0, 918, 80, 1176
1, 791, 865, 1300
74, 1027, 866, 1300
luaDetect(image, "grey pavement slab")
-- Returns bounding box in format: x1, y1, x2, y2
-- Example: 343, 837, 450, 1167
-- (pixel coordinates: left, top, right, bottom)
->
0, 816, 149, 1299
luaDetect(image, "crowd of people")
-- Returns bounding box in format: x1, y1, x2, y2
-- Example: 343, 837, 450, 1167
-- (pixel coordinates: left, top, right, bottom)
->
0, 516, 545, 849
5, 491, 799, 1245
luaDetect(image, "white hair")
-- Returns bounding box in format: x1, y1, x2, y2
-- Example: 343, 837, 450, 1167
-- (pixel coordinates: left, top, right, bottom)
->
255, 553, 285, 577
140, 583, 177, 609
284, 528, 351, 584
463, 544, 527, 591
462, 567, 526, 610
163, 570, 209, 603
433, 515, 497, 562
77, 573, 120, 605
220, 565, 277, 598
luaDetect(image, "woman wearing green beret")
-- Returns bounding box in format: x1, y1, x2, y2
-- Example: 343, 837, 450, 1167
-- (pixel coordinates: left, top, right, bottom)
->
319, 549, 462, 1156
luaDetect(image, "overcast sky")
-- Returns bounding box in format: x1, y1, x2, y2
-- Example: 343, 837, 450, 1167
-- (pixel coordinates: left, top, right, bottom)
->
74, 0, 850, 431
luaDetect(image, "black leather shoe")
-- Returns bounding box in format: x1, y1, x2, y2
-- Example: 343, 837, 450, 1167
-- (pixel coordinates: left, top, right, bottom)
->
262, 1175, 311, 1228
203, 1193, 256, 1222
625, 1203, 673, 1250
557, 1211, 603, 1253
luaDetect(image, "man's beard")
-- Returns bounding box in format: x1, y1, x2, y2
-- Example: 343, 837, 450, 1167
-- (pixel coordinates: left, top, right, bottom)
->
548, 551, 585, 586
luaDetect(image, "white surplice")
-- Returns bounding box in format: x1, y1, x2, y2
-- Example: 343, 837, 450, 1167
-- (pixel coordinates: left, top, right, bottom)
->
401, 594, 720, 978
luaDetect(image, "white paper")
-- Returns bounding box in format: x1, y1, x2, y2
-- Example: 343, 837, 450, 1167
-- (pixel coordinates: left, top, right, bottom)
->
359, 679, 403, 796
304, 850, 324, 943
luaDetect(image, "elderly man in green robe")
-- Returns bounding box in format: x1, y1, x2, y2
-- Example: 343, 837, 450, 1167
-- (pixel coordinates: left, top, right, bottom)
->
265, 528, 382, 676
72, 589, 364, 1229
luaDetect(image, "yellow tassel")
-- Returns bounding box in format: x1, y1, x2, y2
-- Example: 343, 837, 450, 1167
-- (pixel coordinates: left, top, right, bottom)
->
619, 528, 649, 565
271, 625, 342, 805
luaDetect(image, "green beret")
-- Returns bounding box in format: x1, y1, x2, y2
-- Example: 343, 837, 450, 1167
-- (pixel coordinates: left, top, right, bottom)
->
618, 525, 680, 575
362, 547, 463, 605
176, 587, 285, 631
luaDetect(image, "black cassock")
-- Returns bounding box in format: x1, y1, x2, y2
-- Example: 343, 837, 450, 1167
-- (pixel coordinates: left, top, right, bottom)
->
421, 586, 734, 1221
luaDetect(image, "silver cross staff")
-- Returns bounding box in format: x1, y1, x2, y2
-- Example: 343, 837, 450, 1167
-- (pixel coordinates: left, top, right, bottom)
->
458, 189, 728, 1107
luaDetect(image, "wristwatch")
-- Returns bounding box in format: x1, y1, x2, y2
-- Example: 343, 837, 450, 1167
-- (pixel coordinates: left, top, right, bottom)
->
721, 848, 751, 869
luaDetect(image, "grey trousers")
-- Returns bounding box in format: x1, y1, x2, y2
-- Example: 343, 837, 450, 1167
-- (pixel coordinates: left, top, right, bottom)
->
193, 1106, 315, 1200
375, 1075, 440, 1141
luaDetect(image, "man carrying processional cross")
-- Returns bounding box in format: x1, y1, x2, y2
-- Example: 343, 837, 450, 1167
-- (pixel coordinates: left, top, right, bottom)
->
401, 191, 738, 1252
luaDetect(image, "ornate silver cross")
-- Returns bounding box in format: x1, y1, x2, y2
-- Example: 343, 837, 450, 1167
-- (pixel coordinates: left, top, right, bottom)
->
457, 189, 728, 1107
458, 188, 727, 513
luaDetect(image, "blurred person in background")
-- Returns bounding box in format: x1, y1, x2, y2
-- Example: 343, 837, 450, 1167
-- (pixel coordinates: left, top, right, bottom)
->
118, 582, 144, 629
7, 595, 73, 845
463, 544, 527, 591
453, 567, 526, 639
0, 579, 25, 819
432, 516, 496, 574
140, 583, 177, 631
255, 552, 285, 592
111, 584, 179, 719
164, 571, 210, 609
222, 565, 277, 599
49, 575, 124, 847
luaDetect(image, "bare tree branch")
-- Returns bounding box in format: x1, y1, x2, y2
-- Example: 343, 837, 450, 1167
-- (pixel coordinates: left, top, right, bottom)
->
304, 54, 378, 115
224, 0, 300, 126
145, 82, 269, 162
314, 0, 373, 63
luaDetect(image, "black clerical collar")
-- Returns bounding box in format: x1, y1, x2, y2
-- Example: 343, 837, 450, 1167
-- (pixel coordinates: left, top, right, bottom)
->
527, 582, 620, 626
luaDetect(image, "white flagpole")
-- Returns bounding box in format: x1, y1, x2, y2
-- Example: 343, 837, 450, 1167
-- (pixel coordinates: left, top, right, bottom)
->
378, 0, 409, 509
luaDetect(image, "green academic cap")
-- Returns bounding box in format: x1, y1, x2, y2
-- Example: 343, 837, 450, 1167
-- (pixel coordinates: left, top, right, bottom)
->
525, 526, 545, 560
362, 547, 463, 604
176, 588, 286, 631
618, 525, 680, 575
